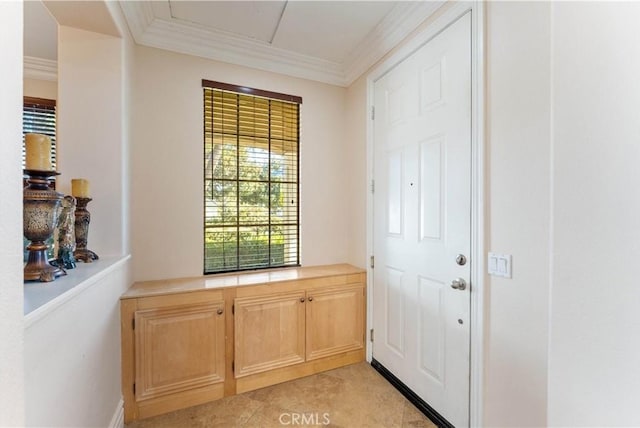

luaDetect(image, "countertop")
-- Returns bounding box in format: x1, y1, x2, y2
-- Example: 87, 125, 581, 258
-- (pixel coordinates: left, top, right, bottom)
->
121, 263, 365, 299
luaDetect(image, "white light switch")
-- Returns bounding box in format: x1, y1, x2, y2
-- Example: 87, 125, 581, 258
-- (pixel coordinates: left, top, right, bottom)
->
489, 256, 498, 272
488, 252, 512, 278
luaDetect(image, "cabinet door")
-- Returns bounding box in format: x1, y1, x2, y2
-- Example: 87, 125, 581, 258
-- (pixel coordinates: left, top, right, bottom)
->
306, 284, 365, 361
135, 302, 225, 401
234, 292, 306, 377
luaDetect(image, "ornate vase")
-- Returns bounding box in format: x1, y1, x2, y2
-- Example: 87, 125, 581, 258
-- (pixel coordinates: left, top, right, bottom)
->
23, 169, 66, 282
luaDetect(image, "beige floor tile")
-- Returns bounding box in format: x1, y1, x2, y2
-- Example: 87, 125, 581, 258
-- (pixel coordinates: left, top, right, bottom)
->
126, 362, 437, 428
401, 402, 437, 428
127, 394, 263, 428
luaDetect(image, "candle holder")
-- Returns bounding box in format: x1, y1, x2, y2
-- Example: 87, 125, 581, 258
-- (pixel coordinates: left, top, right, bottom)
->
23, 169, 66, 282
74, 197, 99, 262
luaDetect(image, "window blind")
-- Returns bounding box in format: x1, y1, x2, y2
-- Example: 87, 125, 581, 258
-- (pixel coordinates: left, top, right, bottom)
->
23, 97, 57, 170
203, 80, 301, 274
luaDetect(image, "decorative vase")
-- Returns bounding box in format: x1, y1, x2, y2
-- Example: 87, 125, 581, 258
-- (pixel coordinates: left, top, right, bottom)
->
51, 195, 77, 270
23, 169, 66, 282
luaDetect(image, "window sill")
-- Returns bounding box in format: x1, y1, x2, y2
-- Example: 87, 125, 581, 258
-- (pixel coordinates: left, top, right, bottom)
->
24, 254, 130, 328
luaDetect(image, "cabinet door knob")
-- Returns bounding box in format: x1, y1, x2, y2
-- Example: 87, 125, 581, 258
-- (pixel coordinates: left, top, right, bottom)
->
217, 308, 224, 315
300, 297, 305, 303
308, 296, 313, 302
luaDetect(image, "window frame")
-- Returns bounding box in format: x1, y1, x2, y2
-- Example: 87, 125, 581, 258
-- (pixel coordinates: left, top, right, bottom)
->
202, 80, 302, 274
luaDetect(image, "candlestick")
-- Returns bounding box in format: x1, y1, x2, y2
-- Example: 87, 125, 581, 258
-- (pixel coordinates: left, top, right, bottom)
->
74, 197, 99, 263
25, 133, 52, 171
71, 179, 90, 198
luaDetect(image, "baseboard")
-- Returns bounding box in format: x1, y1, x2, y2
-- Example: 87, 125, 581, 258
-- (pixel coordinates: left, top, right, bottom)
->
370, 359, 454, 428
109, 398, 124, 428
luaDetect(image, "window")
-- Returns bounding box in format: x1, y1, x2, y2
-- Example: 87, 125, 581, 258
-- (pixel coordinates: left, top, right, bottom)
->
203, 80, 301, 274
23, 97, 57, 171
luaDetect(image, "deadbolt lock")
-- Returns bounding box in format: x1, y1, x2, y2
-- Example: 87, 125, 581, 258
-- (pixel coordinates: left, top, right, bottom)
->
456, 254, 467, 266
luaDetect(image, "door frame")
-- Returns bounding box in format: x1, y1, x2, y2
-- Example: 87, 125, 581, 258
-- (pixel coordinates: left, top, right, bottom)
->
365, 2, 485, 426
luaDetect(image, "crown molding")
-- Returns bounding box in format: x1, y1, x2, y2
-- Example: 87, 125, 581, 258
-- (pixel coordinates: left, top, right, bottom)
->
343, 1, 446, 85
24, 56, 57, 81
119, 0, 444, 87
118, 0, 154, 41
141, 16, 346, 86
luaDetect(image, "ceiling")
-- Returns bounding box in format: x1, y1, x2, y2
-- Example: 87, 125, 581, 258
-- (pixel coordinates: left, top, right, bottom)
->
121, 0, 446, 86
24, 0, 58, 61
23, 1, 447, 87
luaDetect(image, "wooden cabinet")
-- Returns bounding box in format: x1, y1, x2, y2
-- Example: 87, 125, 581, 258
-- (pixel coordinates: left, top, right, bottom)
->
234, 285, 365, 375
121, 264, 365, 423
233, 284, 365, 387
121, 290, 230, 422
234, 292, 306, 377
134, 301, 226, 401
306, 285, 365, 361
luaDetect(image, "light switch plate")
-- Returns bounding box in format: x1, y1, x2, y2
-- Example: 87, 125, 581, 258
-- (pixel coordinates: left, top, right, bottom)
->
488, 252, 512, 278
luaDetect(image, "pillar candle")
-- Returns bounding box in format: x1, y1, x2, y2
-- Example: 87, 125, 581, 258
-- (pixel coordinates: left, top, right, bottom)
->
25, 133, 52, 171
71, 179, 90, 198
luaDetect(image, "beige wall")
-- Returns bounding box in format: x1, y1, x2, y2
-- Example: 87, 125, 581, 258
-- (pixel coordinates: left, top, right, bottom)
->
23, 78, 57, 100
549, 2, 640, 425
485, 2, 552, 425
345, 77, 368, 268
131, 45, 349, 281
0, 2, 25, 425
57, 25, 126, 257
25, 260, 131, 426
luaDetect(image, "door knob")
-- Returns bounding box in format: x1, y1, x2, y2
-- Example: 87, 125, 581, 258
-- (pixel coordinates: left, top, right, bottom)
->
450, 278, 467, 290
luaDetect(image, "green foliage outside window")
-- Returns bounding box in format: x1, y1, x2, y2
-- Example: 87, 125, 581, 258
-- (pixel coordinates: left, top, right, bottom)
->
203, 86, 299, 273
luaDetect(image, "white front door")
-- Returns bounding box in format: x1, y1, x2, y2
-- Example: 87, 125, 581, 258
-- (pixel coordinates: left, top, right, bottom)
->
372, 12, 471, 427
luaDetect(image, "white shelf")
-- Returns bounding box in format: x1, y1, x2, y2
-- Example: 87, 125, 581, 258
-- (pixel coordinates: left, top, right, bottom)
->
24, 254, 130, 328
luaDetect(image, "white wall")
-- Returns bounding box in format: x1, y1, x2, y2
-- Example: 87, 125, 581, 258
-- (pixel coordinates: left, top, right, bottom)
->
131, 46, 349, 281
484, 2, 552, 425
57, 25, 126, 257
345, 77, 367, 269
24, 260, 130, 427
24, 77, 57, 100
548, 2, 640, 425
0, 2, 25, 426
21, 3, 135, 426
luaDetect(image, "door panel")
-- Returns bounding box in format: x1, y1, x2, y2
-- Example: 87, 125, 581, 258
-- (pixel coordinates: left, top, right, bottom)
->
419, 135, 445, 241
417, 276, 445, 383
384, 267, 406, 357
372, 12, 471, 427
234, 292, 306, 377
134, 302, 225, 401
306, 285, 365, 360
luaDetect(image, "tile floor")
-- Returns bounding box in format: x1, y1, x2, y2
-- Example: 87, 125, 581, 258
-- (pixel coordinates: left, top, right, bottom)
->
127, 362, 437, 428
